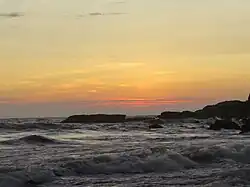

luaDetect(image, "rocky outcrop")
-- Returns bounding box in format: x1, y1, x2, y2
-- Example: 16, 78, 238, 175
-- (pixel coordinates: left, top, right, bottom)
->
196, 100, 248, 119
159, 94, 250, 120
208, 119, 241, 131
61, 114, 126, 123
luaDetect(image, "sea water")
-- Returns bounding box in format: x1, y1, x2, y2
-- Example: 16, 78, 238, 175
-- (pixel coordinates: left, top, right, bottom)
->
0, 118, 250, 186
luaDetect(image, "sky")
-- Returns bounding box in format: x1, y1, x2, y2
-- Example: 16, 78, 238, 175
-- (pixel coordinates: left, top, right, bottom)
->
0, 0, 250, 118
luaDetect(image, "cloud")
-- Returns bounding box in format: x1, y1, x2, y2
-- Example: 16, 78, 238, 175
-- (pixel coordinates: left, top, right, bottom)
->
89, 12, 126, 16
0, 96, 22, 104
106, 98, 192, 105
88, 90, 97, 93
153, 71, 176, 75
0, 12, 24, 18
117, 62, 144, 67
94, 62, 144, 69
109, 1, 126, 4
0, 93, 194, 106
79, 12, 127, 17
70, 98, 194, 108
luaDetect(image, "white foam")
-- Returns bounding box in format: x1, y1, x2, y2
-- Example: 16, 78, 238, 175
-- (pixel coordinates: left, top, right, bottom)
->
58, 147, 197, 175
183, 143, 250, 164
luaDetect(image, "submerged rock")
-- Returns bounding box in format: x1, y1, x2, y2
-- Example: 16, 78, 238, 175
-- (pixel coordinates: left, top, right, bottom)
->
61, 114, 126, 123
208, 119, 241, 131
146, 118, 165, 125
147, 118, 164, 129
149, 124, 163, 129
125, 116, 154, 122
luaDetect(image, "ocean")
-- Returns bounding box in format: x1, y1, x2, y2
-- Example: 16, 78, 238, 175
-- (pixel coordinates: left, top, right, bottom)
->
0, 117, 250, 187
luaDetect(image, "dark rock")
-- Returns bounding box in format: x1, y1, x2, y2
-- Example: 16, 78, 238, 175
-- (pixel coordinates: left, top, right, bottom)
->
61, 114, 126, 123
146, 118, 165, 125
240, 118, 250, 134
180, 118, 201, 124
125, 116, 154, 122
196, 100, 248, 119
159, 111, 195, 119
149, 124, 163, 129
208, 119, 241, 131
147, 118, 164, 129
160, 94, 250, 120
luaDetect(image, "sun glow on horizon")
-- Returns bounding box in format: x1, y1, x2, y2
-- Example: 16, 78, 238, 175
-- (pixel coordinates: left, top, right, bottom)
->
0, 0, 250, 117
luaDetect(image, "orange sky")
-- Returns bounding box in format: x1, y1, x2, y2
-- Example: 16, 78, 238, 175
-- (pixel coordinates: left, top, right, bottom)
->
0, 0, 250, 117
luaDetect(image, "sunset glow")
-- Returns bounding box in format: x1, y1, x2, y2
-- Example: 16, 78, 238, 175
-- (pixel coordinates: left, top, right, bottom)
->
0, 0, 250, 117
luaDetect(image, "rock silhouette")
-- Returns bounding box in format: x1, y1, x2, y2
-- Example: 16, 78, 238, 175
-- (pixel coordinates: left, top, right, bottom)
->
208, 119, 241, 131
125, 116, 154, 122
240, 118, 250, 134
159, 94, 250, 120
149, 124, 163, 129
61, 114, 126, 123
159, 111, 194, 119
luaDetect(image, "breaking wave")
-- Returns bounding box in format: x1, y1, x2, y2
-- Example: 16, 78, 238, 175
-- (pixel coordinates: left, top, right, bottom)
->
2, 144, 250, 186
1, 135, 61, 145
54, 147, 198, 175
183, 143, 250, 164
53, 144, 250, 175
2, 117, 250, 186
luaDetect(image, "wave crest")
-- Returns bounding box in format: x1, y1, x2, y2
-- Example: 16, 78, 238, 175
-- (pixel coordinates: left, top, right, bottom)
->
183, 143, 250, 163
1, 135, 60, 145
56, 147, 197, 175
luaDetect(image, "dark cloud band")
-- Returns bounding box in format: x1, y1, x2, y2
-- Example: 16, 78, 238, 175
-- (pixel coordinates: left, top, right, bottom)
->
79, 12, 127, 17
0, 12, 24, 18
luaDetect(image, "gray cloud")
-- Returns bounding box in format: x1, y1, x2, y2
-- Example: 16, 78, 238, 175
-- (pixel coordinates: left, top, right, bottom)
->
109, 1, 126, 4
89, 12, 103, 16
0, 12, 24, 18
89, 12, 126, 16
79, 12, 127, 17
